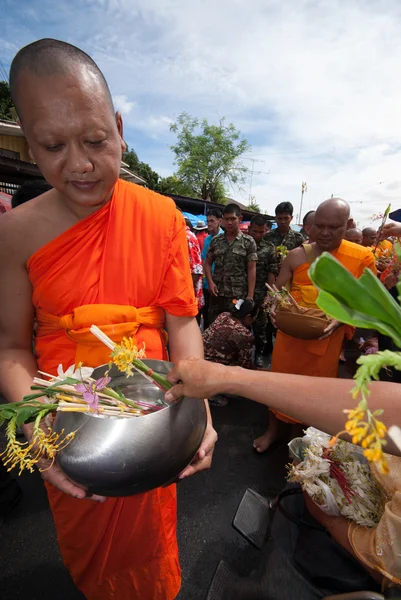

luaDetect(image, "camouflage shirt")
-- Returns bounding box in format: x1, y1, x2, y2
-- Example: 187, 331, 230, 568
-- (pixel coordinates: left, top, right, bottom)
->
264, 228, 305, 249
203, 312, 254, 369
264, 228, 305, 264
254, 240, 279, 302
207, 231, 257, 299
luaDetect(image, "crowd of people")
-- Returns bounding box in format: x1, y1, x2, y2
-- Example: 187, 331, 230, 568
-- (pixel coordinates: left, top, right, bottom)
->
1, 37, 400, 600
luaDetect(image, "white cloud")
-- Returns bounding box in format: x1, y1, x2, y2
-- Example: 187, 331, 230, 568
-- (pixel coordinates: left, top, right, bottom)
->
3, 0, 401, 225
112, 94, 135, 115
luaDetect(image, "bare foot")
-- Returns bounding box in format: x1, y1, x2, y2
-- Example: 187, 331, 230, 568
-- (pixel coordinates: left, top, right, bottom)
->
253, 431, 276, 453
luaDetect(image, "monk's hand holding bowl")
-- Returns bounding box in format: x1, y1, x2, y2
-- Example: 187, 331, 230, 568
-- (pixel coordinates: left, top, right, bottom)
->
319, 318, 341, 340
22, 423, 107, 502
166, 359, 222, 479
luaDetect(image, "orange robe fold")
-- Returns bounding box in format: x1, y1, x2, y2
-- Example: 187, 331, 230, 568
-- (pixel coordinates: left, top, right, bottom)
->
271, 240, 377, 423
28, 179, 198, 600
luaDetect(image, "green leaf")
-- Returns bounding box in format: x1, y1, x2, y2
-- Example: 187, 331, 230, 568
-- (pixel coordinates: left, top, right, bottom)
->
309, 253, 401, 347
373, 409, 384, 416
15, 405, 41, 427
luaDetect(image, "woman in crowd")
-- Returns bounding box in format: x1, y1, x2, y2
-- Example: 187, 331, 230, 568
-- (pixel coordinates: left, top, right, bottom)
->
202, 299, 258, 406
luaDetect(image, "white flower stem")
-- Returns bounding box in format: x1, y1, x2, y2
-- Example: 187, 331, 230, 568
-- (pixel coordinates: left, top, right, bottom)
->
90, 325, 116, 351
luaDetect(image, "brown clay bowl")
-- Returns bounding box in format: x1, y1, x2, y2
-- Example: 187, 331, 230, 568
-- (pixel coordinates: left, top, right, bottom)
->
275, 311, 329, 340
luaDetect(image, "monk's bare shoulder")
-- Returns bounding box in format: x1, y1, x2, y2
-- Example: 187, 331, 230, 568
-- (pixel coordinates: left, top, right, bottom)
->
286, 245, 307, 270
0, 190, 62, 265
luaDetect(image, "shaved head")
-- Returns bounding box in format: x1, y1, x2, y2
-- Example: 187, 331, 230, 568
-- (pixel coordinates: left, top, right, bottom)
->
315, 198, 350, 222
362, 227, 377, 247
345, 228, 363, 245
314, 198, 351, 251
8, 39, 125, 209
10, 39, 114, 120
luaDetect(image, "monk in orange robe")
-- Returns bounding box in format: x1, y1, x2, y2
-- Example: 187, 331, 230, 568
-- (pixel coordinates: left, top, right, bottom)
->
0, 39, 216, 600
254, 198, 376, 453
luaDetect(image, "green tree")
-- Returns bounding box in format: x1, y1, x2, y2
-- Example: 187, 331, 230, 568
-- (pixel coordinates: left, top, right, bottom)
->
0, 81, 14, 120
157, 175, 195, 197
247, 196, 261, 213
170, 112, 251, 203
122, 147, 160, 190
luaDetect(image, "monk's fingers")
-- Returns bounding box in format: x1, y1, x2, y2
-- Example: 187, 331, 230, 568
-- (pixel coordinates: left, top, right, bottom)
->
179, 425, 217, 479
179, 453, 214, 480
41, 464, 106, 502
198, 424, 218, 460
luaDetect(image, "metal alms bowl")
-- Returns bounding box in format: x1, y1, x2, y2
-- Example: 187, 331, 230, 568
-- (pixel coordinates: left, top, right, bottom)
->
53, 360, 207, 497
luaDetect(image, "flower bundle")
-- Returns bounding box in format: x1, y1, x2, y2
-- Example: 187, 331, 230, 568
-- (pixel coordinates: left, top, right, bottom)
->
288, 428, 386, 527
0, 327, 174, 474
276, 244, 288, 263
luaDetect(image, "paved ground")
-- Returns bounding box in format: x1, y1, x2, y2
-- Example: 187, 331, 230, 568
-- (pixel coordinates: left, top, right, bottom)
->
0, 395, 288, 600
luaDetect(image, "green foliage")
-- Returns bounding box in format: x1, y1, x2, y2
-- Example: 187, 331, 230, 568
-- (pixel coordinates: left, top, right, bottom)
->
123, 148, 160, 190
353, 351, 401, 400
0, 81, 14, 120
157, 175, 195, 197
308, 252, 401, 347
170, 112, 251, 203
247, 202, 261, 213
123, 147, 195, 196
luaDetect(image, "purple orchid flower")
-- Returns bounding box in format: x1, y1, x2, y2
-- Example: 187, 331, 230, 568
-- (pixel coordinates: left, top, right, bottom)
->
75, 376, 111, 410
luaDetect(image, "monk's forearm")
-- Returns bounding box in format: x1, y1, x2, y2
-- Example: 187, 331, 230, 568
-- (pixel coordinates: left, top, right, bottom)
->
165, 314, 204, 362
219, 368, 400, 455
0, 349, 39, 440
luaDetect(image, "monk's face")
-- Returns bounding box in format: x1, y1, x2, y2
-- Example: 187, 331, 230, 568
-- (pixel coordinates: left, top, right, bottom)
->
362, 230, 377, 247
17, 69, 125, 209
314, 209, 348, 251
345, 230, 363, 245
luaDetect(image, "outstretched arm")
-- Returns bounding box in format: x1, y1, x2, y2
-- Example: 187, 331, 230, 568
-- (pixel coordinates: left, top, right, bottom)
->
166, 359, 400, 456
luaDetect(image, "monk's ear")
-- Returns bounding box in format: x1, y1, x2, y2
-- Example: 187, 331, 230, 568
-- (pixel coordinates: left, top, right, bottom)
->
346, 218, 353, 229
115, 111, 126, 152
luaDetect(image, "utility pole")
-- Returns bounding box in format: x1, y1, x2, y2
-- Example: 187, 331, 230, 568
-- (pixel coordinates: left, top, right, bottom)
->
297, 182, 307, 223
244, 157, 266, 204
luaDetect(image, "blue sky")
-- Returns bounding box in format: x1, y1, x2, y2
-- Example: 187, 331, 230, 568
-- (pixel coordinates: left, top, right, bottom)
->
2, 0, 401, 225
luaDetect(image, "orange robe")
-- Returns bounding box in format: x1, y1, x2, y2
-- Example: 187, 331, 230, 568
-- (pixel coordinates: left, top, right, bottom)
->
372, 239, 393, 259
28, 179, 198, 600
271, 240, 377, 422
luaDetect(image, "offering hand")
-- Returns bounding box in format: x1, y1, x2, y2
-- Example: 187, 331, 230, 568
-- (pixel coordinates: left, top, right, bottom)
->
380, 222, 401, 240
166, 357, 227, 400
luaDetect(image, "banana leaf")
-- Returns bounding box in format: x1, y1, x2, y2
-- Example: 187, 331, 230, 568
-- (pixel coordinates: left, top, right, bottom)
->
308, 253, 401, 349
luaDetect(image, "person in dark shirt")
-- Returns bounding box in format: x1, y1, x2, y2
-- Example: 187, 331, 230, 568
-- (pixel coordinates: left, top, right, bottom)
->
203, 299, 258, 406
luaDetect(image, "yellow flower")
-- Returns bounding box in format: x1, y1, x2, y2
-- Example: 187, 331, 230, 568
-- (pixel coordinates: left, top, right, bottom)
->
375, 420, 387, 439
363, 447, 382, 462
110, 338, 146, 377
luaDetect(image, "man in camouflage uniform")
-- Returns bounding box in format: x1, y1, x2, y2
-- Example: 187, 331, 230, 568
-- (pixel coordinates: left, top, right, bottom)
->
205, 203, 257, 324
248, 215, 278, 367
263, 201, 304, 358
264, 201, 305, 261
